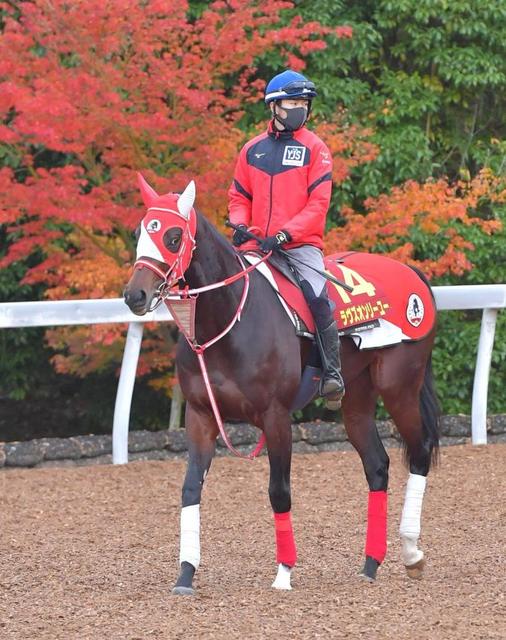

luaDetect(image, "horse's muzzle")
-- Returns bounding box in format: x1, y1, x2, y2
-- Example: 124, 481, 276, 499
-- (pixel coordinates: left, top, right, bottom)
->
124, 288, 148, 315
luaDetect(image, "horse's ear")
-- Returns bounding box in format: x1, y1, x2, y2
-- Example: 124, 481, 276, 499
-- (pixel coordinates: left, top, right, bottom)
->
177, 180, 196, 220
137, 172, 159, 208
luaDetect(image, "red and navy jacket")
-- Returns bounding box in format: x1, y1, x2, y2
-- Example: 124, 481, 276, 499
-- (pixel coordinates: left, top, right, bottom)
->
228, 122, 333, 249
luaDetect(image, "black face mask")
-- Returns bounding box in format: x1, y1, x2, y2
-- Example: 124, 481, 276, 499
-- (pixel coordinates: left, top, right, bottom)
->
274, 105, 308, 131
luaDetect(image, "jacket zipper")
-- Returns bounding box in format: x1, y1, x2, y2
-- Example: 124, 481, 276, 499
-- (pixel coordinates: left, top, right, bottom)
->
266, 174, 274, 236
266, 137, 281, 236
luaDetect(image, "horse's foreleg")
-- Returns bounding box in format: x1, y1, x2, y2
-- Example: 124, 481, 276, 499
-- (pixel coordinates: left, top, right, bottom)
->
172, 405, 217, 596
272, 511, 296, 590
341, 370, 388, 581
265, 412, 295, 590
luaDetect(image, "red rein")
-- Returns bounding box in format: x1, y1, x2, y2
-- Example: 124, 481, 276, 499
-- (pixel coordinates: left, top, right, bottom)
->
133, 251, 272, 460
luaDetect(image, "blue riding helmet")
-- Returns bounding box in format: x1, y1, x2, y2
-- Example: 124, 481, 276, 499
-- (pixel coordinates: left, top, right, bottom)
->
264, 70, 317, 104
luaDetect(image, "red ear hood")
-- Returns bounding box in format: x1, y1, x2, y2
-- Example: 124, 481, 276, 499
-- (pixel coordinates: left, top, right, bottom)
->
134, 177, 198, 284
137, 172, 159, 208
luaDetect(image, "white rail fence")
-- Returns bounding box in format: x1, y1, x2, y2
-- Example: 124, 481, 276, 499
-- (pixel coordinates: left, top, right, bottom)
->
1, 284, 505, 463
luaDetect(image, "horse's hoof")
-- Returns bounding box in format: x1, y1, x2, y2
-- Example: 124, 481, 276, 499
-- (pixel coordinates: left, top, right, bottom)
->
358, 571, 375, 583
171, 586, 196, 596
172, 561, 196, 595
272, 563, 292, 590
405, 558, 425, 579
358, 555, 379, 582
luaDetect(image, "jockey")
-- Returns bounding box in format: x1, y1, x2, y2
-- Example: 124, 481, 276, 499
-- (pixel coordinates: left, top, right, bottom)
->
228, 69, 345, 404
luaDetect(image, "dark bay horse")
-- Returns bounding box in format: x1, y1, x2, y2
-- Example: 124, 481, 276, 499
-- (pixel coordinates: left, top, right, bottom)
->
124, 176, 440, 594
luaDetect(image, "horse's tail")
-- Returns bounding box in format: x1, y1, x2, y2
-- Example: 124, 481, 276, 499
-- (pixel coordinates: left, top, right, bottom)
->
418, 353, 441, 469
408, 264, 440, 466
409, 264, 435, 299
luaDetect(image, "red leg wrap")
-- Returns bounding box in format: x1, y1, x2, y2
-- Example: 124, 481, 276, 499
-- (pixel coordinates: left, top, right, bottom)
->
274, 511, 297, 567
365, 490, 388, 563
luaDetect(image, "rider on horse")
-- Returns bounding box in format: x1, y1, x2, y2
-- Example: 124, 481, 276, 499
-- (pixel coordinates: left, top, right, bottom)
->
228, 69, 345, 403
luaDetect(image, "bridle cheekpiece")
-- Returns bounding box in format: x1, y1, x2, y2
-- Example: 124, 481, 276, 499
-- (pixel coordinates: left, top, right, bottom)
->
133, 174, 197, 309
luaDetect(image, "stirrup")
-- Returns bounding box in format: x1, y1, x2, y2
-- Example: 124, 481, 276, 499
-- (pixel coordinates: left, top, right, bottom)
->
325, 391, 345, 411
320, 379, 345, 411
319, 376, 344, 398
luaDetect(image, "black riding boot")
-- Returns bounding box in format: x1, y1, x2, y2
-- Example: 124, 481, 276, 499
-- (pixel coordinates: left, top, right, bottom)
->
301, 282, 345, 404
316, 319, 345, 402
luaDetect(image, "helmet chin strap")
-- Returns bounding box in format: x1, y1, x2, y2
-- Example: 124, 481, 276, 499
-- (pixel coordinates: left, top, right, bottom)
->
272, 110, 288, 131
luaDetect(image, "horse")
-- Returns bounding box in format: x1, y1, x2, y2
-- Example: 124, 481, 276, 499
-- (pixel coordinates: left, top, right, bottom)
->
123, 175, 440, 595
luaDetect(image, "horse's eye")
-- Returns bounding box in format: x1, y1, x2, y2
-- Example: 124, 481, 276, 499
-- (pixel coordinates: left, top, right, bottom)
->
163, 228, 182, 253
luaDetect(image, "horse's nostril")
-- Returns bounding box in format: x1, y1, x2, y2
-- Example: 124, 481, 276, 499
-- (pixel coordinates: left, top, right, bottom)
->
124, 288, 147, 310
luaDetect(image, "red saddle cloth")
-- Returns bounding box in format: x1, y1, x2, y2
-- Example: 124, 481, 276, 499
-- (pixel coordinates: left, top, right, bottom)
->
268, 251, 437, 343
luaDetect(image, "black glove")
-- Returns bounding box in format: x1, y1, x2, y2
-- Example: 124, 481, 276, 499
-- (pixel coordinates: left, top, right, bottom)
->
232, 224, 250, 247
259, 230, 291, 253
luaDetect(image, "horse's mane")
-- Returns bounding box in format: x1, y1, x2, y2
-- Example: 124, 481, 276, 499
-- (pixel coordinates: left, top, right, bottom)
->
195, 210, 238, 258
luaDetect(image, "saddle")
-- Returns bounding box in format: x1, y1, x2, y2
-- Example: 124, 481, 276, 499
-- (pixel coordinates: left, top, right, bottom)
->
241, 250, 315, 339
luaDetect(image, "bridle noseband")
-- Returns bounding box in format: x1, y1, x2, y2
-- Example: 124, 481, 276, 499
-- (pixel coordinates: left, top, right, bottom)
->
133, 257, 178, 312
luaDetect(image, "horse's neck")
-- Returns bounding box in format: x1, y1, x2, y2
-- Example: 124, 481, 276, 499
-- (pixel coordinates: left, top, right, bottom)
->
183, 214, 246, 333
184, 214, 240, 287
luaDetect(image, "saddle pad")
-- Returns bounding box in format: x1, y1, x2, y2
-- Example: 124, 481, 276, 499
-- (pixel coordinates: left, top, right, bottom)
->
244, 251, 436, 349
324, 252, 436, 342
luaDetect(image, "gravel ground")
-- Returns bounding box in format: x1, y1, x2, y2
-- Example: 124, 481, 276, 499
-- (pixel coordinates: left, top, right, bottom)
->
1, 444, 505, 640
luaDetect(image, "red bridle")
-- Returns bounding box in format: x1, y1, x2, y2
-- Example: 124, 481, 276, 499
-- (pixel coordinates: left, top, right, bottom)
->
132, 174, 270, 459
133, 231, 272, 459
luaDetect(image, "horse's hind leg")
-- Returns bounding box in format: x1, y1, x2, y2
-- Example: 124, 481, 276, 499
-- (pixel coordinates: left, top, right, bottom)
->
341, 369, 389, 582
172, 404, 217, 596
381, 389, 428, 578
378, 348, 440, 580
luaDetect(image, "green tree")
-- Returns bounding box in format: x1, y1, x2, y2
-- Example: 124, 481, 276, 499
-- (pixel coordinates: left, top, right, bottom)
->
431, 200, 506, 415
273, 0, 506, 209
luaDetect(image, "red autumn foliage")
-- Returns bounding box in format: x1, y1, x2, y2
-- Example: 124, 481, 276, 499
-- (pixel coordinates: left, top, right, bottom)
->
0, 0, 354, 376
315, 116, 378, 184
324, 169, 505, 277
0, 0, 350, 287
3, 2, 502, 384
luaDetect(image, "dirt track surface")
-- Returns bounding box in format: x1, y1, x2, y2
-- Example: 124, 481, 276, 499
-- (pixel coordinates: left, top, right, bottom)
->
1, 444, 505, 640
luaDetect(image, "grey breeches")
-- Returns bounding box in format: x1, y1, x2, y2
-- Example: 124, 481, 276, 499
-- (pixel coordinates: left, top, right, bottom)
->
284, 245, 327, 297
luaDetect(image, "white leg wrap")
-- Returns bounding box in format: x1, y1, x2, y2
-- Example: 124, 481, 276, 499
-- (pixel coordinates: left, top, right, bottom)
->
272, 563, 292, 590
399, 473, 426, 566
179, 504, 200, 570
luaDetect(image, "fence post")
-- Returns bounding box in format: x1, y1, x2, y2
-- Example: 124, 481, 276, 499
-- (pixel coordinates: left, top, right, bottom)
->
112, 322, 144, 464
471, 308, 498, 445
169, 382, 183, 430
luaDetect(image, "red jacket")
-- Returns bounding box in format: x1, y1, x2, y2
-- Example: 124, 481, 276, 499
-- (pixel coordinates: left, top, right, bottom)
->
228, 122, 333, 249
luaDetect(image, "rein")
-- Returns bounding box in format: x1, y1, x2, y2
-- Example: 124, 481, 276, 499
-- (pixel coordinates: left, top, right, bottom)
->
134, 250, 272, 460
